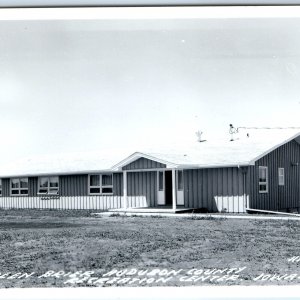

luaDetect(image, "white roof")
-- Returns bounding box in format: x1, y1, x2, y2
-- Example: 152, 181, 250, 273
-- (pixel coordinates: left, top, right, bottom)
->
0, 150, 130, 178
1, 129, 300, 177
113, 129, 300, 170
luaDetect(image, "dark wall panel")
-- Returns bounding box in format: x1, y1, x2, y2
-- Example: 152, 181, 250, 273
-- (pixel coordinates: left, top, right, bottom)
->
127, 171, 157, 206
184, 167, 246, 212
29, 177, 38, 196
249, 139, 300, 212
123, 158, 166, 170
113, 173, 123, 196
60, 175, 88, 196
2, 178, 10, 197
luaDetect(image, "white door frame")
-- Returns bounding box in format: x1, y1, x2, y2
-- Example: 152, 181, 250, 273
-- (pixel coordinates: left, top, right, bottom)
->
176, 169, 184, 205
157, 170, 165, 205
157, 170, 184, 206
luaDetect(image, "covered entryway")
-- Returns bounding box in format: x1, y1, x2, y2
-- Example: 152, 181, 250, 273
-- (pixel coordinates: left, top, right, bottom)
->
157, 169, 184, 209
114, 154, 185, 210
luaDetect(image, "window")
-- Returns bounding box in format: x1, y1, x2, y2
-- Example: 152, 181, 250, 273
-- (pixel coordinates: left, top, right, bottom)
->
177, 170, 183, 191
38, 176, 59, 195
278, 168, 284, 186
11, 178, 28, 196
259, 166, 268, 193
0, 179, 2, 196
89, 174, 113, 195
158, 171, 164, 191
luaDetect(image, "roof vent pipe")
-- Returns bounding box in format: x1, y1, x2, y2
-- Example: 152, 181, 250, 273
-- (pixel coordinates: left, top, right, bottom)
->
195, 131, 206, 143
229, 124, 238, 141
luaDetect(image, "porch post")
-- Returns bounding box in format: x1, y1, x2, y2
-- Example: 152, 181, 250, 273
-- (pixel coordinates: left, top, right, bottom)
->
172, 169, 177, 210
123, 171, 127, 209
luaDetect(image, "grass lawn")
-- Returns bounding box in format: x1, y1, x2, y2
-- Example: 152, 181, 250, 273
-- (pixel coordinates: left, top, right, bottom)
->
0, 209, 299, 288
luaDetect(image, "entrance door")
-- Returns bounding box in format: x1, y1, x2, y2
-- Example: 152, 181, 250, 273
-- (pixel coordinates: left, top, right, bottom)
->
165, 170, 173, 206
157, 171, 165, 205
176, 170, 184, 205
157, 170, 173, 205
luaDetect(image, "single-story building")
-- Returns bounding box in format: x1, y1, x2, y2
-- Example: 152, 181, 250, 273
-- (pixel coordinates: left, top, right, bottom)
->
0, 129, 300, 213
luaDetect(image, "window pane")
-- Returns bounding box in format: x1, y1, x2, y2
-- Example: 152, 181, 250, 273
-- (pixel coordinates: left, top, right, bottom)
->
39, 188, 48, 194
102, 187, 113, 194
159, 172, 164, 191
278, 168, 284, 186
20, 178, 28, 188
49, 188, 59, 194
49, 177, 59, 187
0, 179, 2, 189
102, 174, 112, 186
11, 189, 19, 194
40, 177, 49, 188
90, 187, 100, 194
259, 184, 267, 192
177, 170, 183, 190
90, 175, 100, 187
11, 179, 20, 188
259, 168, 267, 182
20, 189, 28, 195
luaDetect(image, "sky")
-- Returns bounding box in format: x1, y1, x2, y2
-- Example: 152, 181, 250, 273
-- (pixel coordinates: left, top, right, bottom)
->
0, 12, 300, 165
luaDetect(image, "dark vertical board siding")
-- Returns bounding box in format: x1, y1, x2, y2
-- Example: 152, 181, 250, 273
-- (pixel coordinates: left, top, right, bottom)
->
238, 169, 243, 212
192, 169, 197, 209
113, 173, 123, 196
60, 175, 88, 196
202, 169, 207, 208
127, 171, 156, 206
222, 169, 228, 211
29, 177, 38, 196
249, 139, 300, 211
183, 167, 245, 212
123, 158, 166, 170
3, 178, 10, 197
207, 169, 212, 211
217, 168, 222, 209
183, 170, 188, 208
232, 168, 238, 212
187, 170, 192, 208
212, 168, 218, 212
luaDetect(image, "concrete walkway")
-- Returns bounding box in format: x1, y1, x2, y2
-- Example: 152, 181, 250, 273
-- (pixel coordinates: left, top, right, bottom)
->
92, 211, 300, 221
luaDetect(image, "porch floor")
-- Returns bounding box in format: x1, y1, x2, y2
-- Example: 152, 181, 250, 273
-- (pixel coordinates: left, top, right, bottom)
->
109, 206, 194, 214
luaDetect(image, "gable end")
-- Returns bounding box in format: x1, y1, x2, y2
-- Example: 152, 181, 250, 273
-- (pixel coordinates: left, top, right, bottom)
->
122, 157, 166, 170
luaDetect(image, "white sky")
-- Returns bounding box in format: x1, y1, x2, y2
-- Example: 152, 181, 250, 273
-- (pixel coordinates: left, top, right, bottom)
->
1, 10, 300, 165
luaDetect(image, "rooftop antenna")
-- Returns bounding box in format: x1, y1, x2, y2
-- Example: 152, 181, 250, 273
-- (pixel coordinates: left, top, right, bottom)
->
229, 124, 238, 141
196, 130, 206, 143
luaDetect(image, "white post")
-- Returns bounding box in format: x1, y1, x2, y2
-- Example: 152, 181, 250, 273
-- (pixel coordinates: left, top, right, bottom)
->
172, 169, 177, 210
123, 171, 127, 209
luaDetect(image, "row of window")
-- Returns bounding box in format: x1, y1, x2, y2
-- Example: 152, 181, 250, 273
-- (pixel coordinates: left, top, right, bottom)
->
0, 174, 113, 196
0, 168, 286, 196
258, 166, 285, 193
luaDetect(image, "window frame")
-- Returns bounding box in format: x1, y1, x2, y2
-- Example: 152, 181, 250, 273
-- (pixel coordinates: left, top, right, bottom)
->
37, 176, 60, 195
258, 166, 268, 194
177, 169, 184, 191
278, 167, 285, 186
88, 173, 113, 195
10, 177, 29, 196
158, 171, 164, 191
0, 178, 2, 196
